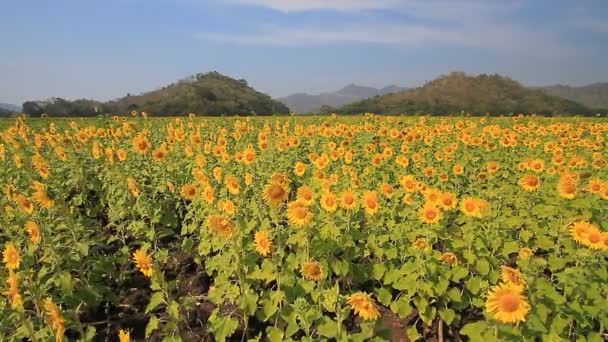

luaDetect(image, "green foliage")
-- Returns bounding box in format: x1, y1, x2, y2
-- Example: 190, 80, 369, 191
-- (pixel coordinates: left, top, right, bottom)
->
339, 72, 593, 116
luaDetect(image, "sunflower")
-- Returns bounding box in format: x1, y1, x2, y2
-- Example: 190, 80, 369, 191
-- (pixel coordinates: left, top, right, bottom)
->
529, 159, 545, 173
207, 215, 236, 238
518, 247, 533, 260
440, 252, 458, 265
460, 197, 481, 218
581, 226, 608, 250
254, 231, 272, 257
301, 261, 324, 281
264, 182, 289, 207
557, 174, 577, 199
203, 186, 215, 204
2, 243, 20, 270
286, 201, 312, 226
242, 145, 257, 165
501, 266, 527, 290
381, 183, 394, 198
3, 270, 22, 309
31, 181, 54, 209
485, 283, 530, 324
347, 292, 380, 321
296, 186, 314, 206
340, 190, 357, 210
14, 194, 34, 214
453, 164, 464, 175
587, 178, 603, 194
399, 175, 418, 192
439, 192, 457, 210
181, 184, 198, 201
294, 161, 307, 176
127, 178, 141, 198
132, 134, 150, 154
224, 175, 240, 195
320, 192, 338, 212
362, 191, 379, 216
132, 248, 154, 277
220, 200, 236, 216
519, 174, 541, 192
419, 202, 442, 224
487, 161, 500, 174
118, 330, 131, 342
152, 145, 168, 161
43, 298, 65, 342
25, 220, 41, 244
413, 238, 428, 251
423, 188, 442, 205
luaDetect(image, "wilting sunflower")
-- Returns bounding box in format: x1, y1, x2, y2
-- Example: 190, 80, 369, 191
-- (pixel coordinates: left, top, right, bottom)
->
43, 298, 65, 342
440, 252, 458, 265
15, 194, 34, 214
25, 221, 41, 244
254, 231, 272, 257
320, 192, 338, 212
362, 191, 379, 216
2, 243, 20, 270
286, 201, 312, 226
557, 173, 578, 199
207, 215, 236, 238
4, 270, 22, 309
132, 248, 154, 277
301, 261, 324, 281
419, 202, 442, 224
413, 238, 428, 251
347, 292, 380, 321
485, 283, 530, 324
501, 266, 527, 290
264, 182, 289, 207
519, 174, 541, 192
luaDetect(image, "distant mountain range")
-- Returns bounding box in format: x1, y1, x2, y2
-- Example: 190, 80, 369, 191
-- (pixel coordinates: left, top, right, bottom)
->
279, 84, 409, 113
337, 72, 593, 116
0, 103, 21, 112
538, 83, 608, 109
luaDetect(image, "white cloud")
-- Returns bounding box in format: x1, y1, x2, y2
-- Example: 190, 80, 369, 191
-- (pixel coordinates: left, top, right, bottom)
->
225, 0, 401, 12
196, 21, 574, 58
574, 15, 608, 34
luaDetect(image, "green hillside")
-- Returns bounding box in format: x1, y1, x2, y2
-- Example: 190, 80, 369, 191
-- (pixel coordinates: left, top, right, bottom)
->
339, 72, 592, 116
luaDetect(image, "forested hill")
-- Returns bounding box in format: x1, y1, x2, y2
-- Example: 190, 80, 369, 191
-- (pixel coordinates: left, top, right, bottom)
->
21, 72, 290, 117
338, 72, 593, 116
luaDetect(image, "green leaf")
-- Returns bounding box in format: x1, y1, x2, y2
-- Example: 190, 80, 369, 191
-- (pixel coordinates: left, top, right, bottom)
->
460, 321, 489, 342
406, 326, 421, 341
317, 318, 339, 338
439, 308, 456, 325
210, 312, 239, 342
390, 297, 413, 318
476, 259, 490, 276
146, 316, 160, 338
372, 263, 386, 281
146, 291, 166, 313
266, 326, 284, 342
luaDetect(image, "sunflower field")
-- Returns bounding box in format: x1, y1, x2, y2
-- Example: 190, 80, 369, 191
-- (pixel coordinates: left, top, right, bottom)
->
1, 114, 607, 342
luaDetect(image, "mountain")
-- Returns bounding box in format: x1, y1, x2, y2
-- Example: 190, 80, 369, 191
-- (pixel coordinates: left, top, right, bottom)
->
279, 84, 408, 113
0, 103, 21, 112
22, 72, 290, 117
0, 107, 13, 117
539, 83, 608, 109
338, 72, 592, 116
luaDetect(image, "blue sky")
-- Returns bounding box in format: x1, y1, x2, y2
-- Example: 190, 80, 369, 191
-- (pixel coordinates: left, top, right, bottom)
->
1, 0, 607, 105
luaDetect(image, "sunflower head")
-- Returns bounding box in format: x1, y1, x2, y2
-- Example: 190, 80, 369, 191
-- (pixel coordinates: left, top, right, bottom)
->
301, 261, 324, 281
485, 283, 530, 324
